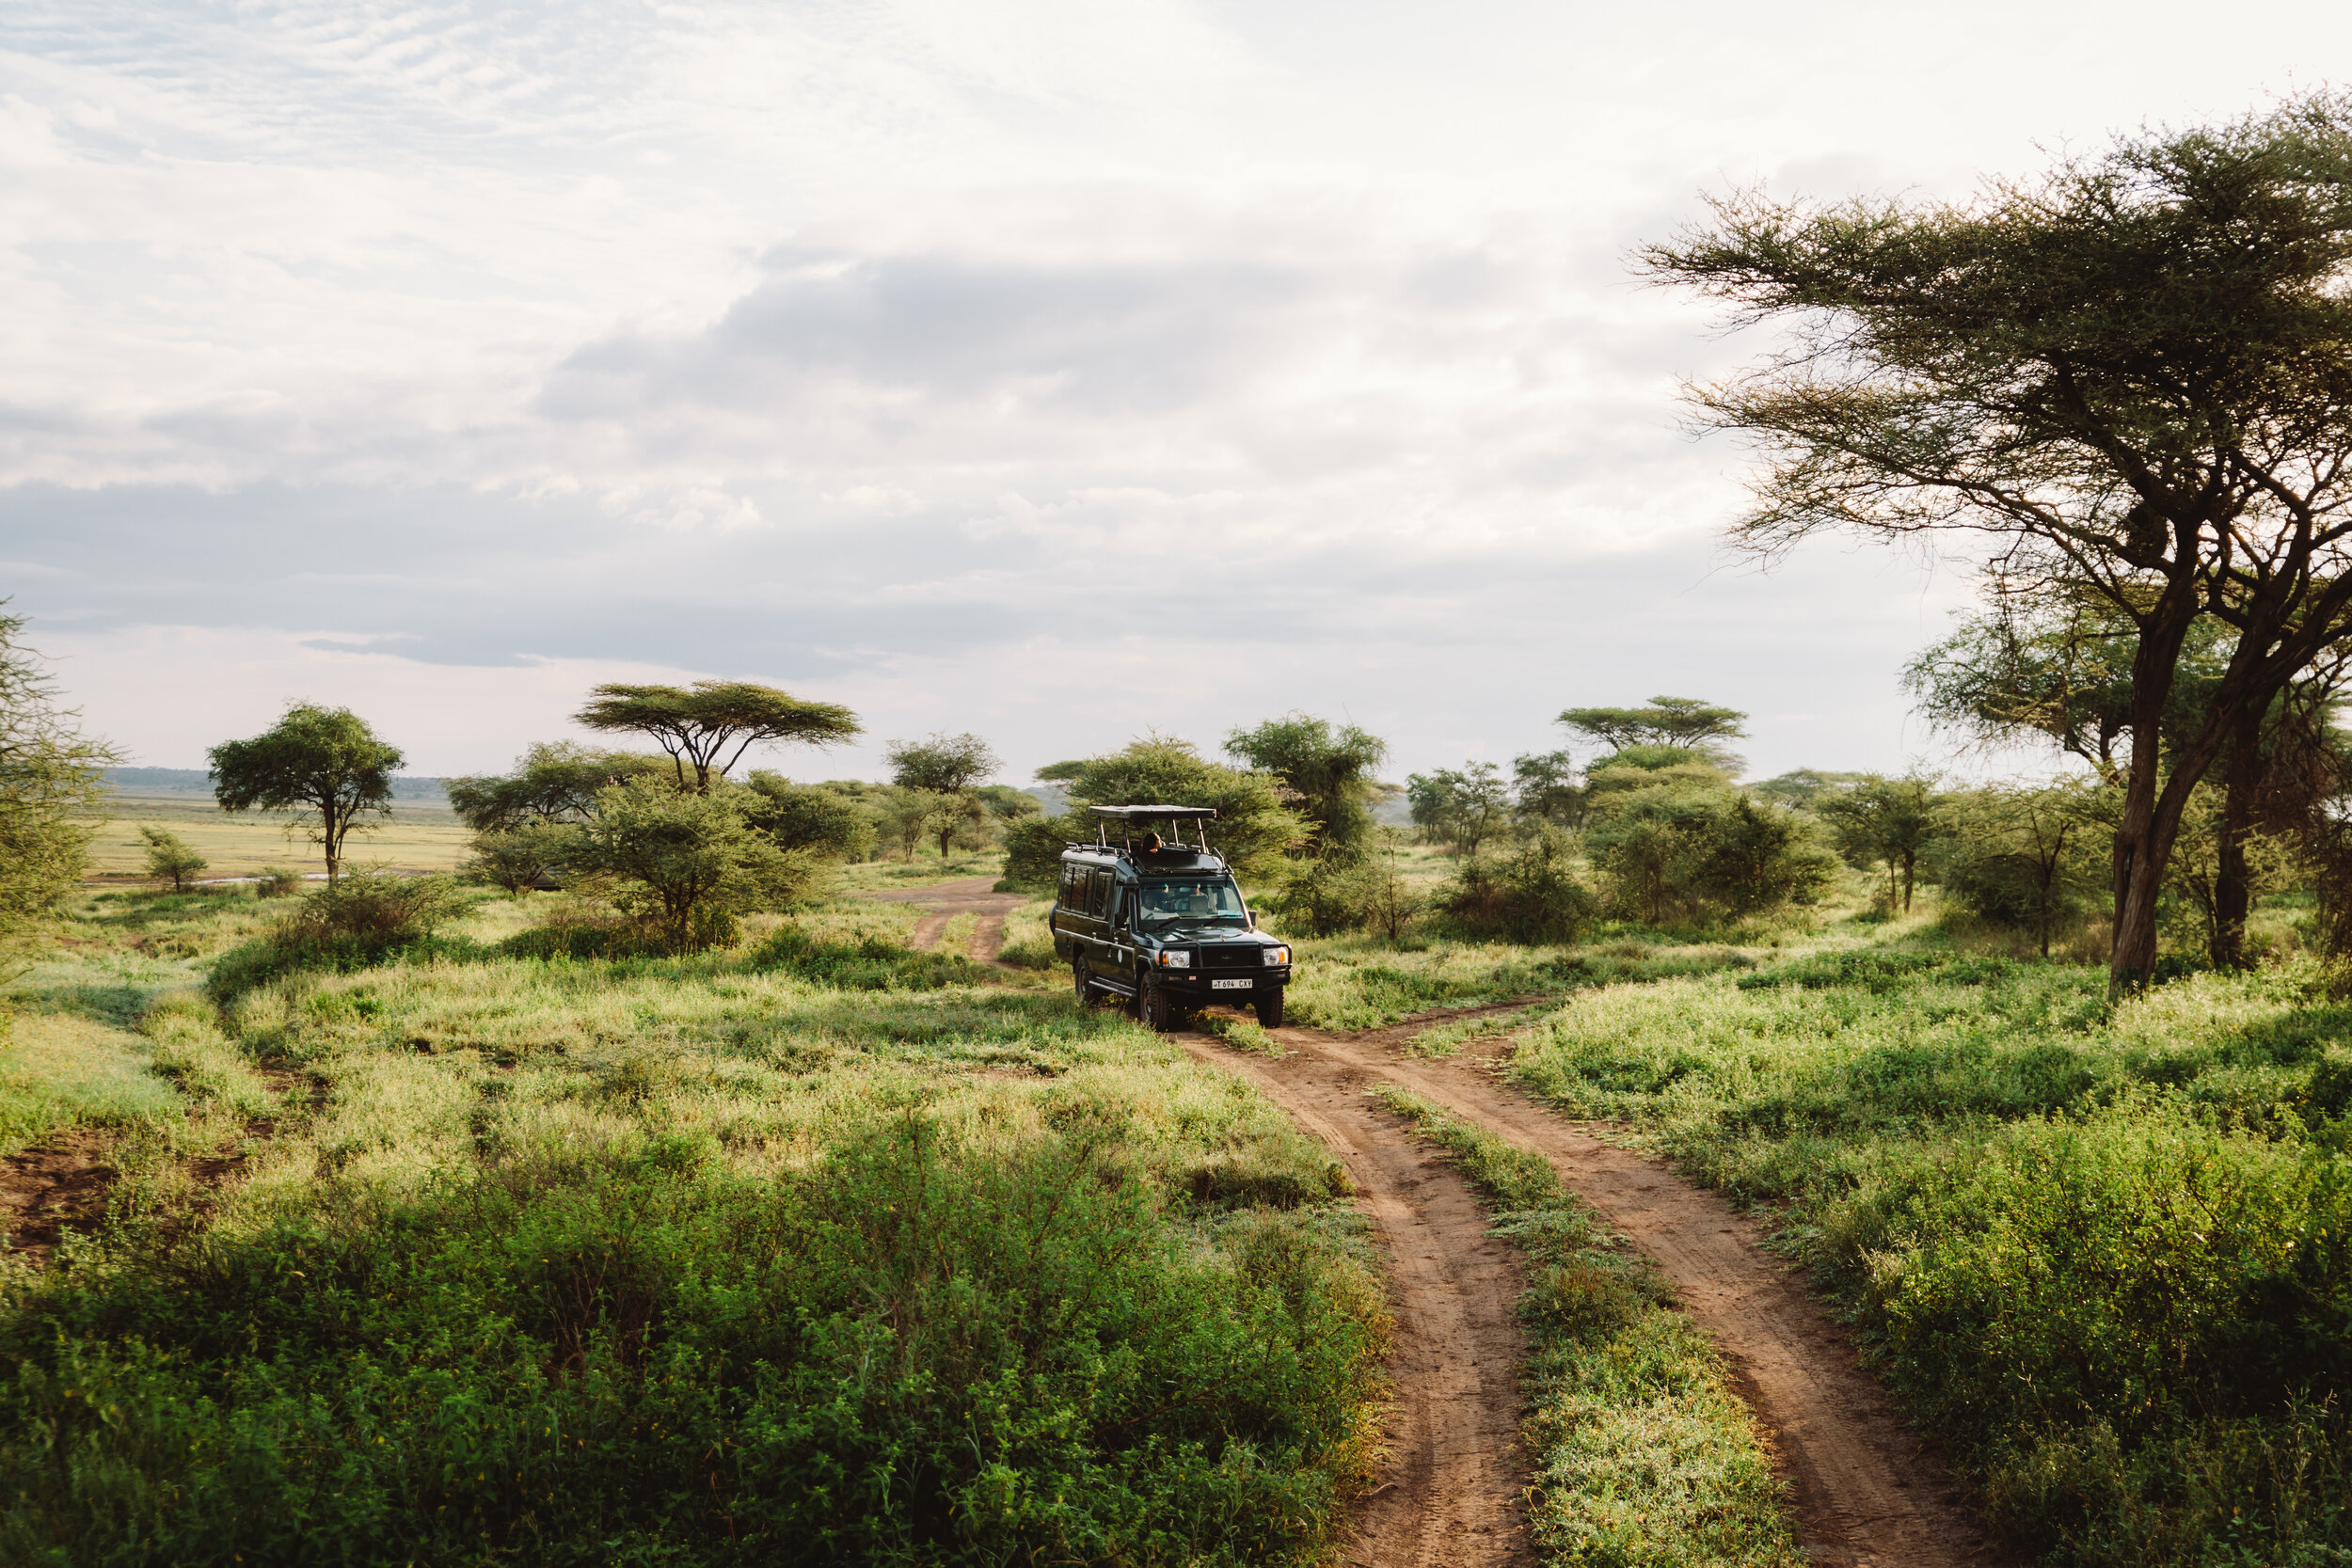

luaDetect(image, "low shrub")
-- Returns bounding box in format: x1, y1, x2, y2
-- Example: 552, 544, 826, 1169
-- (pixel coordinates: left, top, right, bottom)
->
1442, 827, 1597, 944
0, 1120, 1387, 1566
206, 875, 475, 999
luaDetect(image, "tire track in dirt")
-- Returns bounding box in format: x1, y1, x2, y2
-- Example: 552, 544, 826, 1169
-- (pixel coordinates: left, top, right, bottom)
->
857, 876, 1027, 960
1176, 1037, 1534, 1568
1225, 1014, 2002, 1568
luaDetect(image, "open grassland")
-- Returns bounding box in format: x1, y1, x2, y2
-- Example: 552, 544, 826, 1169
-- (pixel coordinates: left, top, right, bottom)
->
78, 792, 473, 879
7, 864, 2352, 1564
0, 885, 1388, 1565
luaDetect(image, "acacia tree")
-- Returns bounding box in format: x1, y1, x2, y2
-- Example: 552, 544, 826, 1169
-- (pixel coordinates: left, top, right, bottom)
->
574, 681, 860, 793
1558, 697, 1748, 770
445, 742, 669, 832
210, 703, 402, 882
0, 607, 118, 966
884, 732, 1001, 859
1648, 95, 2352, 991
1225, 714, 1390, 859
1817, 774, 1944, 911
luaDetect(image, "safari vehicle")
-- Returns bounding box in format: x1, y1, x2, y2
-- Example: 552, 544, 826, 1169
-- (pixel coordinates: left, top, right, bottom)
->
1049, 804, 1293, 1032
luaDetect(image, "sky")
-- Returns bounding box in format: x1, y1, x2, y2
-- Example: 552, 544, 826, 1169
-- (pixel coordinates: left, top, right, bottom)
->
4, 1, 2347, 786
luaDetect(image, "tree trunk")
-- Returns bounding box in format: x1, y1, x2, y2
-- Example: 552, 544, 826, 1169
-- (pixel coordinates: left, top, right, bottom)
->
1899, 854, 1915, 912
2109, 584, 2204, 995
2210, 704, 2266, 969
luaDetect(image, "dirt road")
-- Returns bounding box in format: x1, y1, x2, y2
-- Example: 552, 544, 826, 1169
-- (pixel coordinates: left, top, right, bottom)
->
856, 876, 1027, 961
1176, 1037, 1534, 1567
1184, 1012, 2000, 1568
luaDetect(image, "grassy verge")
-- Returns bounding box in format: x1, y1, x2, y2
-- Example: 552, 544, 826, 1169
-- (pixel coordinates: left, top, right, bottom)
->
1278, 933, 1761, 1033
1510, 948, 2352, 1563
1372, 1086, 1802, 1567
0, 888, 1392, 1565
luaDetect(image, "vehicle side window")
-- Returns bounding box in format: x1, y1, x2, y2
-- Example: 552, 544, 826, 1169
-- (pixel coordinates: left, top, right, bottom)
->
1057, 865, 1078, 908
1088, 870, 1110, 917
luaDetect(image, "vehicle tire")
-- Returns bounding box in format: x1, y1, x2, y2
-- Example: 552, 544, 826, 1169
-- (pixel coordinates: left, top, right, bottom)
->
1253, 988, 1284, 1029
1140, 976, 1177, 1033
1073, 956, 1093, 1004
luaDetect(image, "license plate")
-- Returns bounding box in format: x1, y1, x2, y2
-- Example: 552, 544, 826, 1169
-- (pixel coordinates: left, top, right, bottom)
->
1211, 977, 1255, 990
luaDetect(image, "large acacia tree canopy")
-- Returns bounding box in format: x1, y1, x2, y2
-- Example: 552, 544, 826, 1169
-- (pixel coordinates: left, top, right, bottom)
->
1645, 92, 2352, 991
1644, 96, 2352, 594
572, 680, 860, 791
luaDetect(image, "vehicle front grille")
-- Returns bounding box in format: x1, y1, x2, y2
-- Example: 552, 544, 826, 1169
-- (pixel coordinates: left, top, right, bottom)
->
1200, 945, 1260, 970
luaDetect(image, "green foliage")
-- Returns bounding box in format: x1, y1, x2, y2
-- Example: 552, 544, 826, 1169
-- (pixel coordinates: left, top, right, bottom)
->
739, 772, 878, 862
1584, 768, 1836, 928
1559, 696, 1749, 770
885, 731, 999, 795
1511, 957, 2352, 1562
208, 875, 474, 998
0, 608, 118, 967
1932, 780, 2106, 954
1442, 827, 1598, 945
0, 1120, 1387, 1566
1510, 749, 1583, 827
209, 702, 403, 879
573, 680, 860, 792
749, 926, 994, 990
462, 822, 578, 894
137, 825, 207, 893
1001, 739, 1306, 889
1224, 714, 1389, 859
1816, 773, 1945, 912
567, 778, 823, 947
1406, 761, 1509, 856
444, 741, 670, 832
255, 865, 305, 898
1749, 768, 1866, 806
1272, 854, 1379, 938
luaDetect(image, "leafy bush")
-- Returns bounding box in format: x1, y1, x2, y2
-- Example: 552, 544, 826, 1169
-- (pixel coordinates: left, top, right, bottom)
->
462, 821, 577, 894
208, 875, 475, 998
0, 1121, 1387, 1566
1442, 827, 1597, 944
1585, 781, 1836, 927
567, 777, 823, 947
256, 864, 305, 897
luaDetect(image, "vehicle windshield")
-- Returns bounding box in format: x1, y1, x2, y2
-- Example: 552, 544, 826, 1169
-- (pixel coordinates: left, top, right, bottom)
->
1136, 878, 1248, 927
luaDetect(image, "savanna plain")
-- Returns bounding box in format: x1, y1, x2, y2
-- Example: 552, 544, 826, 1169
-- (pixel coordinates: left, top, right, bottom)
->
7, 834, 2350, 1567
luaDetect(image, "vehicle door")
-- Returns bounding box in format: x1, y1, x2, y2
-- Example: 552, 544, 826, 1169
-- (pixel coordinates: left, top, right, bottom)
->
1083, 867, 1117, 974
1103, 879, 1136, 986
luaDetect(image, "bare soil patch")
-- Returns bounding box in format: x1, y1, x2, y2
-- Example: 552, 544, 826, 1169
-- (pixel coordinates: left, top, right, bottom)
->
858, 876, 1027, 961
1229, 1012, 2004, 1568
0, 1128, 117, 1265
1176, 1033, 1534, 1566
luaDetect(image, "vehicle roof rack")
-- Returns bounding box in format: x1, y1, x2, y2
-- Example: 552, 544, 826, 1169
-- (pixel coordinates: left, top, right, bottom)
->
1088, 804, 1217, 822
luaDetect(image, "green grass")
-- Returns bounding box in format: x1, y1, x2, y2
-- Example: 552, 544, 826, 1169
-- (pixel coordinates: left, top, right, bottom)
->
1510, 948, 2352, 1565
1371, 1086, 1802, 1568
0, 887, 1391, 1564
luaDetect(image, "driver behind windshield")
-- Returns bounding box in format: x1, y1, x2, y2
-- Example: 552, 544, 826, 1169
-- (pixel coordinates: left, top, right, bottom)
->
1137, 879, 1246, 926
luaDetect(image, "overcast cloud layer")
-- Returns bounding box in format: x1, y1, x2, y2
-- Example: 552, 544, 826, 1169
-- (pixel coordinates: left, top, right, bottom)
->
6, 1, 2348, 783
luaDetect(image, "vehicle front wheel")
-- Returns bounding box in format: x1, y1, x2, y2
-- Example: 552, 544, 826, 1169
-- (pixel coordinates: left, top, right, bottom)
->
1073, 956, 1093, 1004
1140, 976, 1177, 1033
1253, 987, 1284, 1029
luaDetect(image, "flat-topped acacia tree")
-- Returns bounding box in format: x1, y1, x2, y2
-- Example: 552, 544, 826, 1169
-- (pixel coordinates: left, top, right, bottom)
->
572, 680, 861, 793
210, 703, 402, 882
1645, 93, 2352, 993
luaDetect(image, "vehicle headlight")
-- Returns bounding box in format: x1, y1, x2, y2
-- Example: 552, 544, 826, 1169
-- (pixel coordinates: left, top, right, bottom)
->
1156, 949, 1191, 968
1264, 945, 1290, 966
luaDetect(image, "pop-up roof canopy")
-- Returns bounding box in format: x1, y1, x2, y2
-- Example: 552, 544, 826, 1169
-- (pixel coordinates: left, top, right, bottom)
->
1089, 804, 1216, 822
